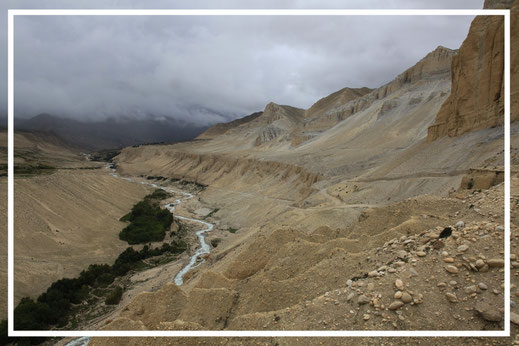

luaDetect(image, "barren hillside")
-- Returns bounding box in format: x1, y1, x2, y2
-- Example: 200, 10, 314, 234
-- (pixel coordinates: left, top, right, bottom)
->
0, 131, 153, 319
86, 1, 516, 340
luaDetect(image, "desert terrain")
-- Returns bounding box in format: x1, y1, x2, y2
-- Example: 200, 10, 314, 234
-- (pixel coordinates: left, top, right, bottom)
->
0, 130, 153, 319
3, 0, 518, 345
84, 0, 519, 342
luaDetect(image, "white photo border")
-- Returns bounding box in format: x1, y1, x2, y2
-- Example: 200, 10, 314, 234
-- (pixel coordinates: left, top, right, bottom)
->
7, 8, 511, 338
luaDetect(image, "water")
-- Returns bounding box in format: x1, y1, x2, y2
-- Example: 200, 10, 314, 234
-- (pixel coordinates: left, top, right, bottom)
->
108, 167, 215, 285
65, 167, 214, 345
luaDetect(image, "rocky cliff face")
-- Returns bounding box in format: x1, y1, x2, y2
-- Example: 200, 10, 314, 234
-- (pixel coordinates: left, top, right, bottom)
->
427, 0, 518, 141
196, 111, 263, 140
291, 45, 456, 146
304, 87, 373, 119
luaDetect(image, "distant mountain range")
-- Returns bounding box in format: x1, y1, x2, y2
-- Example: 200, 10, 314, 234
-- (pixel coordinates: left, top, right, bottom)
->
13, 113, 209, 151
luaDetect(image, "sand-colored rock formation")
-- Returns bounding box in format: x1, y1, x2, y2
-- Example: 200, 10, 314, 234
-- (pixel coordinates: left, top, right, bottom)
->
94, 178, 509, 333
290, 46, 456, 147
304, 87, 373, 120
428, 0, 518, 141
0, 131, 152, 316
196, 111, 263, 140
116, 148, 320, 203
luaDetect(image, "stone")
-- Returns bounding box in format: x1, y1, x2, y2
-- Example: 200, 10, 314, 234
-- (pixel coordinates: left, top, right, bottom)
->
464, 285, 477, 294
388, 301, 405, 310
363, 314, 371, 321
478, 282, 488, 290
401, 292, 413, 304
475, 259, 485, 268
443, 257, 455, 263
511, 312, 519, 325
408, 268, 418, 277
455, 221, 465, 229
476, 307, 503, 322
395, 279, 404, 290
487, 258, 504, 267
397, 250, 407, 259
357, 295, 371, 305
457, 244, 469, 252
346, 279, 353, 287
368, 271, 378, 278
347, 293, 355, 302
394, 291, 403, 299
445, 265, 459, 274
445, 293, 458, 303
416, 251, 426, 257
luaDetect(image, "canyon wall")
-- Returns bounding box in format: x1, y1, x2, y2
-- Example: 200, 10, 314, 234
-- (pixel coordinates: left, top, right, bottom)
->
427, 0, 518, 141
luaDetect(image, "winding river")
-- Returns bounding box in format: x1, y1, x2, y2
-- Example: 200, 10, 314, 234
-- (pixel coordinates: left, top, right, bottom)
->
108, 167, 215, 285
64, 166, 214, 345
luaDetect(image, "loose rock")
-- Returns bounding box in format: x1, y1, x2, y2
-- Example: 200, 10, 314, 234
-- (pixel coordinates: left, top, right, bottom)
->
445, 293, 458, 303
455, 221, 465, 229
357, 295, 371, 305
487, 259, 504, 267
457, 244, 469, 252
388, 301, 405, 310
401, 292, 413, 304
445, 265, 459, 274
397, 250, 407, 259
395, 279, 404, 291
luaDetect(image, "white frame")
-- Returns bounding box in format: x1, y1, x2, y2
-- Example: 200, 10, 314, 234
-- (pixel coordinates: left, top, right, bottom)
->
7, 8, 511, 338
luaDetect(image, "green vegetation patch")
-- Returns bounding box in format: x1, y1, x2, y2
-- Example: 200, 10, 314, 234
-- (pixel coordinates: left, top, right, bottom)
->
119, 189, 173, 244
105, 286, 123, 305
13, 242, 186, 331
227, 227, 237, 234
14, 163, 55, 176
90, 149, 121, 162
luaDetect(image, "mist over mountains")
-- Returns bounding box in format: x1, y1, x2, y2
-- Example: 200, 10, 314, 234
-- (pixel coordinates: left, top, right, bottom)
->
14, 113, 208, 151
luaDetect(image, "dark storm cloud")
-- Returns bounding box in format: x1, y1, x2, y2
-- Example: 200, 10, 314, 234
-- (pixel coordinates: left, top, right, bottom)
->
3, 0, 484, 124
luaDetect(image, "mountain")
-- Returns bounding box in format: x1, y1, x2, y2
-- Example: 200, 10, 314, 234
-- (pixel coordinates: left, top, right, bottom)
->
15, 114, 208, 151
428, 0, 519, 141
196, 111, 263, 140
11, 0, 519, 337
290, 46, 456, 146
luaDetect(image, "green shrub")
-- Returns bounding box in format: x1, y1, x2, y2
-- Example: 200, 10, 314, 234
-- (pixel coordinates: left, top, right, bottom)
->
119, 197, 173, 244
96, 273, 115, 287
147, 189, 169, 200
105, 286, 123, 305
228, 228, 237, 234
171, 240, 188, 253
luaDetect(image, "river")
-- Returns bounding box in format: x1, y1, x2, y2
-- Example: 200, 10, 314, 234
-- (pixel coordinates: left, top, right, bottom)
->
64, 166, 214, 345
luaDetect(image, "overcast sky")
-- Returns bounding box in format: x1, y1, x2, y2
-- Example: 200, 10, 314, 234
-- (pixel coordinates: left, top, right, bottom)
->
3, 0, 484, 125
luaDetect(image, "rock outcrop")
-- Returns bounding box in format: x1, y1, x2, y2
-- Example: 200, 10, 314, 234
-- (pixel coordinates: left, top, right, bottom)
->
252, 103, 305, 146
292, 45, 456, 146
427, 0, 518, 141
196, 111, 263, 140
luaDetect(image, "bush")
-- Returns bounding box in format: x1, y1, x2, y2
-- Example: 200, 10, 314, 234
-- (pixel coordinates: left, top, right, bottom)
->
148, 189, 169, 200
96, 273, 115, 287
105, 286, 123, 305
14, 298, 60, 330
171, 240, 188, 254
119, 197, 173, 244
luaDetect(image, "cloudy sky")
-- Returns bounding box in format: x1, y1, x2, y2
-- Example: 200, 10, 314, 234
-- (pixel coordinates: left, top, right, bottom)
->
3, 0, 484, 125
